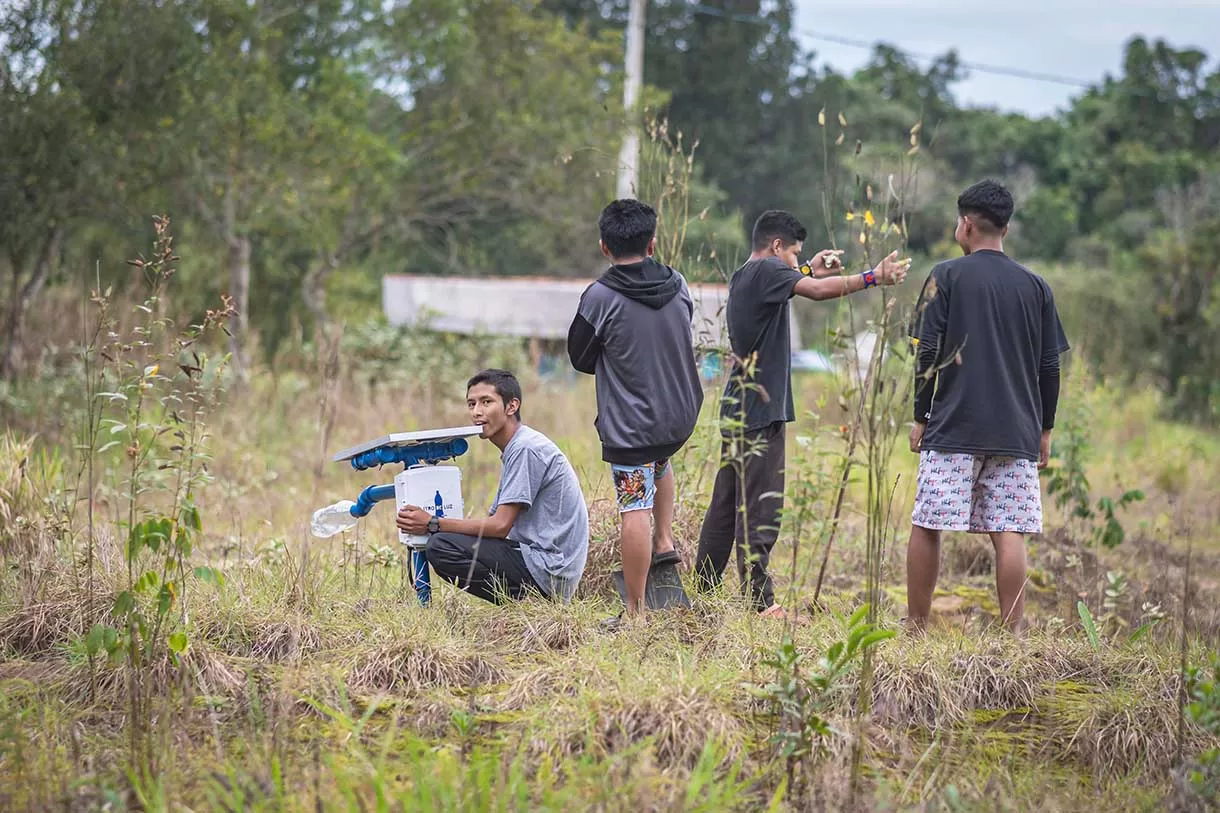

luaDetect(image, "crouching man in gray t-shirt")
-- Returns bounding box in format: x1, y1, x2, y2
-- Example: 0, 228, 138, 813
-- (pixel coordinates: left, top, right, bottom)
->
395, 369, 590, 603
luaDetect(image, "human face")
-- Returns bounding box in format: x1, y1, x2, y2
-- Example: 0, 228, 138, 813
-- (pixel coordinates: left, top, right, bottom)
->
772, 238, 803, 269
466, 382, 518, 437
954, 215, 971, 255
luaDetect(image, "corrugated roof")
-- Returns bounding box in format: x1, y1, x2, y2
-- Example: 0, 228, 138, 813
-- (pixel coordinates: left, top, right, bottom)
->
382, 273, 802, 351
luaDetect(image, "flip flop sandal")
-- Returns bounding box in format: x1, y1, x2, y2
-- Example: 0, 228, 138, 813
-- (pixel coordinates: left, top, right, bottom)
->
651, 550, 682, 568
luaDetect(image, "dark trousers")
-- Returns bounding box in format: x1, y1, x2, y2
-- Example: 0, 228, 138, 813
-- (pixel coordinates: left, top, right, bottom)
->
425, 533, 543, 604
694, 422, 786, 611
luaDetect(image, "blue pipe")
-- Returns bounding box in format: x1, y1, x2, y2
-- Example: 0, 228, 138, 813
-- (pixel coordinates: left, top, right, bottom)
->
412, 550, 431, 606
346, 481, 433, 607
348, 478, 434, 605
351, 483, 396, 517
349, 438, 470, 471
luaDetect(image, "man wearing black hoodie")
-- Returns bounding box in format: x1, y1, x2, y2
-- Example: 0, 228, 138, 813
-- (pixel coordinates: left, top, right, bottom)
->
568, 199, 704, 626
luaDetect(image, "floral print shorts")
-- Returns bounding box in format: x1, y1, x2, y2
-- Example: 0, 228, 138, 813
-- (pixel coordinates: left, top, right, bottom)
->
611, 459, 671, 513
912, 451, 1042, 534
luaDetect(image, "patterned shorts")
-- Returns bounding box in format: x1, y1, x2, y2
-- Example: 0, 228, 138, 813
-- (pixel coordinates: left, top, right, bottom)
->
912, 451, 1042, 534
610, 459, 671, 513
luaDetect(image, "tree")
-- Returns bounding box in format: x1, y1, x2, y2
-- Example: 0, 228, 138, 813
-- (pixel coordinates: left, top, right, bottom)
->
0, 0, 192, 379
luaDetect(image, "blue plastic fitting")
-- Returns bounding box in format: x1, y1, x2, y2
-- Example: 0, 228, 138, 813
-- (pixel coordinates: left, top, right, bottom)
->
350, 483, 396, 517
349, 437, 470, 471
412, 550, 431, 606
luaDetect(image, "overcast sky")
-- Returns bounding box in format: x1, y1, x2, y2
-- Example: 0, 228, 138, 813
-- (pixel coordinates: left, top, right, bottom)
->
791, 0, 1220, 117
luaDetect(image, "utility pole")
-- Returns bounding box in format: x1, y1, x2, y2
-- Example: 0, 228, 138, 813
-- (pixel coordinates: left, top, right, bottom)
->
615, 0, 646, 200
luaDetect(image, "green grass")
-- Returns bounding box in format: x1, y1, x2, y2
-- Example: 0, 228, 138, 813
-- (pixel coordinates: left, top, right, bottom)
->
1, 366, 1218, 811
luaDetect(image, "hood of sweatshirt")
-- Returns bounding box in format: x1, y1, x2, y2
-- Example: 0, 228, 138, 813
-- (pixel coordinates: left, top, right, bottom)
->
597, 257, 682, 310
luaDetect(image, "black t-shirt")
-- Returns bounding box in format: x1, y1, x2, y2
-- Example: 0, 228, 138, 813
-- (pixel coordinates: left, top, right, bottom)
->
910, 250, 1070, 460
720, 257, 805, 432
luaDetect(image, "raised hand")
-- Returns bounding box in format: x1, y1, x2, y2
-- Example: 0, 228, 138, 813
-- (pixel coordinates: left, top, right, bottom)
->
803, 248, 845, 278
874, 250, 911, 286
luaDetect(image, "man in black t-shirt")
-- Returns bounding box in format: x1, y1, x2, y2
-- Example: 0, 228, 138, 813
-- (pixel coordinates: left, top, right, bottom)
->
907, 179, 1070, 634
694, 210, 909, 620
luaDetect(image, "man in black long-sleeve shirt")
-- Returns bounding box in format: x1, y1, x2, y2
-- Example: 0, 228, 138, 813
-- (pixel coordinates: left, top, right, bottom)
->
907, 179, 1070, 633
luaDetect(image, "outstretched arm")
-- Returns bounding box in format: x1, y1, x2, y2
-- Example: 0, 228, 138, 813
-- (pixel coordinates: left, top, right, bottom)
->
792, 251, 909, 302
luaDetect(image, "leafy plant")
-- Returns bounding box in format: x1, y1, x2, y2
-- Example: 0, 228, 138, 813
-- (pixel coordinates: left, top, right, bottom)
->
1044, 383, 1145, 548
1077, 600, 1100, 651
76, 217, 231, 774
1182, 655, 1220, 805
747, 605, 896, 798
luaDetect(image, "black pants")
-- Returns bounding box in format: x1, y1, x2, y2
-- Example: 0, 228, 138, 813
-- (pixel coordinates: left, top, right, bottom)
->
694, 422, 786, 611
425, 533, 543, 604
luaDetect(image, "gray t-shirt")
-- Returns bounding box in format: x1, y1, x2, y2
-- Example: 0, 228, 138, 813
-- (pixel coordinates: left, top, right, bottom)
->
720, 257, 805, 432
492, 425, 589, 602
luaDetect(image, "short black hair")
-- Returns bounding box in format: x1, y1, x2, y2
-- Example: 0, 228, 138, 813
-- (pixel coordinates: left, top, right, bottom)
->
957, 179, 1014, 232
751, 210, 808, 251
598, 198, 657, 258
466, 369, 523, 420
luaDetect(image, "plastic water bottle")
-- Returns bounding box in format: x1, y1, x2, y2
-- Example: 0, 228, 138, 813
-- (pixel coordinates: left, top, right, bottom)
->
310, 500, 358, 538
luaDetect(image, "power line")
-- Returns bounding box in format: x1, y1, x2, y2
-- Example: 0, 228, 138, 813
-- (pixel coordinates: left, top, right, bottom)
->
798, 30, 1092, 89
687, 3, 1094, 89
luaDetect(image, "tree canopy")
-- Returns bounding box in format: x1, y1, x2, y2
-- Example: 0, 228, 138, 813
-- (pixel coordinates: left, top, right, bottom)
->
2, 0, 1218, 419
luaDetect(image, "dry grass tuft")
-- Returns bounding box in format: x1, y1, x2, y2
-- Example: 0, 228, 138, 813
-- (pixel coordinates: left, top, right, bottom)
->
0, 594, 108, 658
576, 499, 624, 600
200, 615, 326, 661
870, 636, 1095, 730
476, 600, 590, 653
869, 635, 1209, 780
576, 499, 703, 601
514, 615, 585, 652
60, 643, 247, 706
500, 667, 585, 711
531, 686, 743, 773
1042, 671, 1206, 779
347, 638, 504, 694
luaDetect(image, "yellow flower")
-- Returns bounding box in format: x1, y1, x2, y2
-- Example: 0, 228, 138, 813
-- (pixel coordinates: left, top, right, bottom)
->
864, 210, 876, 227
845, 212, 855, 221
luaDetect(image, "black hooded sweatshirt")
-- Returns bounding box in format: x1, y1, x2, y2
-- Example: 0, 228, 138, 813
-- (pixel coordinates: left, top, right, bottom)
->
566, 258, 704, 465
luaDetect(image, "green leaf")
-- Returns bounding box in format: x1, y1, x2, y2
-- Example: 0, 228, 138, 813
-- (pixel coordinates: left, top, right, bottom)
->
102, 626, 120, 653
848, 604, 869, 628
859, 629, 898, 649
86, 623, 107, 655
181, 503, 203, 532
168, 631, 188, 654
127, 524, 145, 558
847, 626, 869, 650
157, 583, 175, 616
1078, 601, 1100, 651
113, 591, 135, 617
194, 566, 225, 587
1129, 620, 1158, 643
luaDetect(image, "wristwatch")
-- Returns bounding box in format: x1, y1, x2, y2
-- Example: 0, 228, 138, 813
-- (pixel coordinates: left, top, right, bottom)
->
861, 269, 878, 288
427, 516, 440, 534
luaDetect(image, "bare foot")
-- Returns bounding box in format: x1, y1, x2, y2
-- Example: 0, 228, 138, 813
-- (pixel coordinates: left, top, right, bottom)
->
759, 604, 810, 626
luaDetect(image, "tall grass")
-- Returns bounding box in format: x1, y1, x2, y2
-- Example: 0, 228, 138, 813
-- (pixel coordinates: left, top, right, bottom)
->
1, 134, 1220, 812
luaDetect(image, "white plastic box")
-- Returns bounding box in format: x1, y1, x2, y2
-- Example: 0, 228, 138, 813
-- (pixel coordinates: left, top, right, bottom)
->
393, 465, 464, 549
